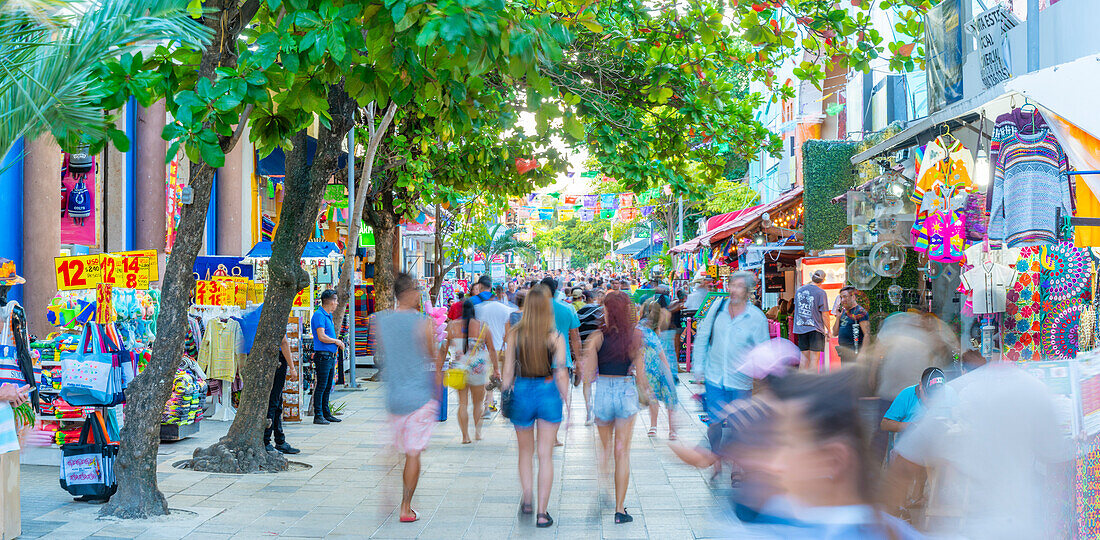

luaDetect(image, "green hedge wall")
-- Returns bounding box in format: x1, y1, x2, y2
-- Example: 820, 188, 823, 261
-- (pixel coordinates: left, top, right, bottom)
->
802, 140, 858, 251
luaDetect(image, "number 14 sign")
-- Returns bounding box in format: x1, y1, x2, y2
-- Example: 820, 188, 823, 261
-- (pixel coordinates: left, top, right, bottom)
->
55, 251, 156, 291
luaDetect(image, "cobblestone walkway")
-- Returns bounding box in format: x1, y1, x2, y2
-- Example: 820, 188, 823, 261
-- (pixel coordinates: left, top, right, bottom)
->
19, 380, 753, 539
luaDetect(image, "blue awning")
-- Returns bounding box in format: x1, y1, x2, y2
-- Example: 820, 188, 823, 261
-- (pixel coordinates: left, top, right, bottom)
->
633, 242, 663, 260
256, 137, 349, 178
244, 241, 341, 259
614, 239, 649, 255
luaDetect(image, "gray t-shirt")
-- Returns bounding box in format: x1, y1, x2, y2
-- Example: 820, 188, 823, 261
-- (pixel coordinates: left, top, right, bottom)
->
792, 283, 828, 335
373, 310, 435, 416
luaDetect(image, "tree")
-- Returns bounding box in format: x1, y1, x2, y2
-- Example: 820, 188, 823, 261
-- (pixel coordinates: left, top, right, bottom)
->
0, 0, 210, 160
473, 224, 538, 275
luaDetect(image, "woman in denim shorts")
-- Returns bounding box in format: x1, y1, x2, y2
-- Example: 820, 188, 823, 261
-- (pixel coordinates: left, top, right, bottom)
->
582, 290, 651, 524
502, 285, 569, 528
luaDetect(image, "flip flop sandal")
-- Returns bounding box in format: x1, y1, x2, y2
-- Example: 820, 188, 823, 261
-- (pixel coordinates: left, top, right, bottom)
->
399, 510, 419, 523
536, 512, 554, 528
647, 428, 657, 437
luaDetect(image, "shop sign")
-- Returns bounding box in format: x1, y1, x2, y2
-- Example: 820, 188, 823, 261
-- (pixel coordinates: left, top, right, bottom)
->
96, 283, 114, 323
54, 251, 158, 291
965, 5, 1019, 89
292, 287, 311, 309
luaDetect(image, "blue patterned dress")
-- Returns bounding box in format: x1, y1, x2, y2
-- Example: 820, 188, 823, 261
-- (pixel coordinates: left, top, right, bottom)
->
638, 321, 677, 405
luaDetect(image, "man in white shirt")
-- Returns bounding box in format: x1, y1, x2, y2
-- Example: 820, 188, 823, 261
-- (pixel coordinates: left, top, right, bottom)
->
475, 285, 515, 414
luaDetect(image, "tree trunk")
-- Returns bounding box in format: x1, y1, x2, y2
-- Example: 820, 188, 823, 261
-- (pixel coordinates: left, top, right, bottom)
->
187, 85, 357, 473
332, 102, 397, 326
101, 0, 258, 518
430, 206, 444, 301
372, 218, 396, 312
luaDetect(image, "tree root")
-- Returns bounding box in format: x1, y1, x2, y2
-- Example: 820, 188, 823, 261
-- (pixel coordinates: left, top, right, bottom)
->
186, 440, 288, 473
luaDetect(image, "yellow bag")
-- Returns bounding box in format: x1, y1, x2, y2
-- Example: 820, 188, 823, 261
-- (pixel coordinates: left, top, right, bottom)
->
444, 367, 467, 390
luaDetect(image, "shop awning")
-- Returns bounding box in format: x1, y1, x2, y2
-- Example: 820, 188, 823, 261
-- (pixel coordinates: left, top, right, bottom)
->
256, 137, 349, 178
706, 205, 762, 231
614, 238, 650, 255
244, 241, 341, 260
633, 242, 663, 260
704, 187, 804, 245
851, 54, 1100, 165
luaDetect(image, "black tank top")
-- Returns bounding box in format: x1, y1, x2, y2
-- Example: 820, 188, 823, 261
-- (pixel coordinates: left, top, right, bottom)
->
597, 332, 632, 376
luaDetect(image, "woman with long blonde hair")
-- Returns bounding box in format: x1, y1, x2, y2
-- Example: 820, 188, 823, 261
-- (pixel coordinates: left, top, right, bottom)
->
503, 284, 568, 528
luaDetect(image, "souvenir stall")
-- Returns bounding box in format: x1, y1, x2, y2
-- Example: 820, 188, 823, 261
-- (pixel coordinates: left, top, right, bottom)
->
23, 250, 162, 466
847, 54, 1100, 537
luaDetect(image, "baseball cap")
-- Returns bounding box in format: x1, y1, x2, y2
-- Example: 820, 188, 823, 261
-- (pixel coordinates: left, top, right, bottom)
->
920, 367, 946, 395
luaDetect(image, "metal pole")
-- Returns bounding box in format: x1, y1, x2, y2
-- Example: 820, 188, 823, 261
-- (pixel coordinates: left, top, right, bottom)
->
346, 128, 357, 388
677, 196, 683, 243
1027, 0, 1039, 72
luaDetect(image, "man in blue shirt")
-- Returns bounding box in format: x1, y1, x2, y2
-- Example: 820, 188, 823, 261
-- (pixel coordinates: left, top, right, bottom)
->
882, 367, 947, 433
311, 289, 345, 425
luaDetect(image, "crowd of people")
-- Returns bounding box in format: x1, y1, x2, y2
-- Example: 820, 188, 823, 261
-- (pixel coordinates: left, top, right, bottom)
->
350, 267, 1074, 537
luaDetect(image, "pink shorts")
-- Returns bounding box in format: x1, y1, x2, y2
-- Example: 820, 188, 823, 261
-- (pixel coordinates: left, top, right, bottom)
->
389, 400, 438, 454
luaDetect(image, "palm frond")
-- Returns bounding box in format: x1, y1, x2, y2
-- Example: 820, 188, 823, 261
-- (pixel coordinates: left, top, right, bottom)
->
0, 0, 212, 160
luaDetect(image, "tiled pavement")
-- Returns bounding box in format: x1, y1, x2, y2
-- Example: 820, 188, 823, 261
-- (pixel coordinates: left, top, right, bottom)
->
18, 379, 757, 539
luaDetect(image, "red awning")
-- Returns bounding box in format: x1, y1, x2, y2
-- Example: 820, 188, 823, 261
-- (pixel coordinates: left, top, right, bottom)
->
706, 205, 762, 231
671, 187, 803, 254
705, 187, 803, 245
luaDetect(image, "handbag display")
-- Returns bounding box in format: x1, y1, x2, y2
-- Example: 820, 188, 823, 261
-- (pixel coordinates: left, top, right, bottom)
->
58, 414, 117, 499
60, 323, 131, 407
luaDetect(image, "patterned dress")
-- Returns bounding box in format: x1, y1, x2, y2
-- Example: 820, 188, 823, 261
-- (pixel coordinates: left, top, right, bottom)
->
638, 321, 676, 405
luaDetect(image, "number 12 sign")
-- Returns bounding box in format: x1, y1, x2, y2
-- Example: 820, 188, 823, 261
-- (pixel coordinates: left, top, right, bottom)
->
54, 255, 102, 291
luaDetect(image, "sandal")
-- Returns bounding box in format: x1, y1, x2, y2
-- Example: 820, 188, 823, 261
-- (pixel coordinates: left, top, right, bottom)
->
520, 501, 533, 515
536, 512, 554, 528
399, 509, 419, 523
615, 509, 633, 524
668, 431, 677, 441
647, 427, 657, 437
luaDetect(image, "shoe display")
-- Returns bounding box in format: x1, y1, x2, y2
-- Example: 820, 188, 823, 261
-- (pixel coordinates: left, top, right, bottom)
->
313, 416, 330, 425
275, 442, 300, 454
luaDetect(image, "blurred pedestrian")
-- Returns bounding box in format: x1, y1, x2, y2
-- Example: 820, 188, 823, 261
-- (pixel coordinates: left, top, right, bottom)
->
371, 273, 442, 523
264, 336, 300, 454
577, 289, 603, 424
638, 299, 677, 440
503, 285, 569, 528
443, 300, 497, 443
583, 290, 650, 524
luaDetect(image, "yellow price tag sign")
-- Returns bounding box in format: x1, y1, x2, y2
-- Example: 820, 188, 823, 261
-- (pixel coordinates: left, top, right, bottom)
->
55, 255, 102, 291
116, 249, 158, 281
292, 287, 310, 308
96, 283, 115, 323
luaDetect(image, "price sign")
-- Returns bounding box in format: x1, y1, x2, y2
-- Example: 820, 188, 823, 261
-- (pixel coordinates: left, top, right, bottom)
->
96, 283, 114, 323
248, 283, 265, 304
292, 287, 311, 308
117, 249, 159, 281
55, 255, 102, 291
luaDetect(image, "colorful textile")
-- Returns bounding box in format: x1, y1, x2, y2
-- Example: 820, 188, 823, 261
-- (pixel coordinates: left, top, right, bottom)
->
600, 209, 615, 219
563, 195, 577, 205
988, 130, 1072, 247
1003, 247, 1042, 361
914, 210, 967, 263
559, 208, 574, 221
912, 137, 974, 208
579, 208, 595, 221
600, 194, 618, 210
583, 195, 598, 208
1041, 298, 1087, 360
1040, 242, 1090, 303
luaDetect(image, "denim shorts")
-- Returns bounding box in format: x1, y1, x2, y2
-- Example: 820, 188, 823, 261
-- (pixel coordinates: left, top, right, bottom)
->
593, 376, 640, 424
510, 377, 563, 428
704, 383, 750, 426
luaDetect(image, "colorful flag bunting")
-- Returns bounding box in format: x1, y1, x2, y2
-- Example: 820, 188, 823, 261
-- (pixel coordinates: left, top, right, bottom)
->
563, 195, 577, 205
641, 205, 655, 216
600, 208, 615, 219
600, 194, 618, 209
619, 193, 635, 208
583, 195, 598, 208
560, 208, 575, 221
538, 208, 554, 220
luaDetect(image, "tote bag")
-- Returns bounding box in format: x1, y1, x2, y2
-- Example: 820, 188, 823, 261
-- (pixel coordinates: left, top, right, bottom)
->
0, 304, 27, 387
60, 324, 114, 406
59, 415, 117, 499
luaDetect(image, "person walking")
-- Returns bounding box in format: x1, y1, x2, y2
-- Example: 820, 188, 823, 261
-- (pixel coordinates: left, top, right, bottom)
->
372, 273, 443, 523
638, 299, 677, 440
264, 336, 300, 454
443, 300, 497, 443
476, 285, 514, 416
503, 285, 568, 528
692, 272, 770, 428
311, 289, 344, 424
833, 286, 870, 364
583, 290, 650, 524
576, 289, 603, 424
793, 269, 832, 371
540, 277, 581, 386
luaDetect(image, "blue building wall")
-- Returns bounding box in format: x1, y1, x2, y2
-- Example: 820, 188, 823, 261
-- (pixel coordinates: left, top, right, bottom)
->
0, 139, 24, 304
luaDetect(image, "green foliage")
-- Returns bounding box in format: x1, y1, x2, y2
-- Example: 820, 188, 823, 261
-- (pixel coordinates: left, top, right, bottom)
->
802, 139, 858, 251
0, 0, 210, 159
473, 223, 538, 272
698, 179, 760, 217
536, 219, 612, 268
